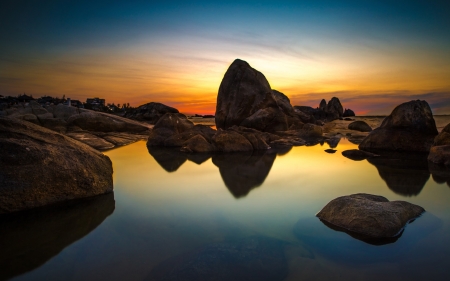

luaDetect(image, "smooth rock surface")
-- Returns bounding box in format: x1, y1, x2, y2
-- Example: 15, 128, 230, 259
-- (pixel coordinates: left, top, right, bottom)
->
0, 117, 113, 213
316, 193, 424, 238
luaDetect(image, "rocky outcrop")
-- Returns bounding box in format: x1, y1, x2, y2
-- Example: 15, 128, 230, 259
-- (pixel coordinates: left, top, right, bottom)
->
0, 102, 150, 150
359, 100, 438, 152
317, 193, 424, 239
0, 117, 113, 213
294, 97, 344, 123
428, 123, 450, 166
348, 120, 372, 132
215, 59, 303, 133
319, 99, 327, 111
343, 108, 355, 117
342, 149, 378, 161
145, 236, 288, 281
124, 102, 179, 124
325, 97, 344, 121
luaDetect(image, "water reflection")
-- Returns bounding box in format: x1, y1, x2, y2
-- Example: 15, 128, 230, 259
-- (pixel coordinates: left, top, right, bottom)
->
366, 152, 430, 196
429, 162, 450, 187
147, 147, 212, 172
0, 193, 115, 281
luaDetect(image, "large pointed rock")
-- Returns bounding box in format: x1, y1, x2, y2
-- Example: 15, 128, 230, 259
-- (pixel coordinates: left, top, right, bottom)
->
215, 59, 288, 132
359, 100, 438, 152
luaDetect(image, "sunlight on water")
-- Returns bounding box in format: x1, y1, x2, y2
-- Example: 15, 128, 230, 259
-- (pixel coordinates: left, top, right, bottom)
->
5, 139, 450, 281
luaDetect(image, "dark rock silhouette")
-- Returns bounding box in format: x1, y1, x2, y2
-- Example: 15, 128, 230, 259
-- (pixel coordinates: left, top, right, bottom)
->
0, 117, 113, 213
293, 97, 344, 122
325, 97, 344, 121
428, 123, 450, 166
316, 193, 424, 239
342, 149, 379, 161
145, 236, 288, 281
359, 100, 438, 152
147, 146, 189, 172
366, 152, 430, 196
348, 120, 372, 132
429, 162, 450, 187
343, 108, 355, 117
124, 102, 179, 124
319, 99, 327, 111
0, 193, 114, 281
212, 151, 277, 198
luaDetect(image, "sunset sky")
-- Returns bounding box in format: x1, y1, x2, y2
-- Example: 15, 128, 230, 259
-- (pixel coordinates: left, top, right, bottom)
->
1, 0, 450, 115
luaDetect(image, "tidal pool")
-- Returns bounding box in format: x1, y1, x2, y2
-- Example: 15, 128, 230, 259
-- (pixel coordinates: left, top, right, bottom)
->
2, 138, 450, 281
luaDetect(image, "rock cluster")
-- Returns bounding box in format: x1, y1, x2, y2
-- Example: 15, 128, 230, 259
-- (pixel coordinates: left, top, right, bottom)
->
359, 100, 438, 152
317, 193, 424, 239
0, 101, 150, 150
294, 97, 344, 123
124, 102, 179, 124
0, 117, 113, 213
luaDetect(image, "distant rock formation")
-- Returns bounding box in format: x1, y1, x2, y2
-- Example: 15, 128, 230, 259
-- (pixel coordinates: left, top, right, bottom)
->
0, 101, 150, 150
343, 108, 355, 117
359, 100, 438, 152
294, 97, 344, 123
319, 99, 327, 111
0, 117, 113, 213
317, 193, 424, 240
124, 102, 179, 124
215, 59, 306, 133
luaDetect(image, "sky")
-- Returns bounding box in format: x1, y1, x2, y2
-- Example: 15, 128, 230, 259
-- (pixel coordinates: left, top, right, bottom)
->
1, 0, 450, 115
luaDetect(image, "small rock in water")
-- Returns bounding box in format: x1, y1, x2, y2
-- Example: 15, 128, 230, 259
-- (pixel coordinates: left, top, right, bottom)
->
342, 149, 379, 161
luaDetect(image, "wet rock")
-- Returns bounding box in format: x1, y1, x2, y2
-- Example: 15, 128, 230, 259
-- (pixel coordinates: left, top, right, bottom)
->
348, 121, 372, 132
0, 117, 113, 213
145, 236, 288, 281
342, 149, 379, 161
215, 59, 289, 132
0, 193, 114, 281
343, 108, 355, 117
316, 193, 424, 239
359, 100, 438, 152
124, 102, 179, 124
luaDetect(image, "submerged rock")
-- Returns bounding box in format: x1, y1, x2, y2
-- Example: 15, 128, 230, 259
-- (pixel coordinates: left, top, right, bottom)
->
348, 121, 372, 132
316, 193, 424, 239
145, 236, 288, 281
359, 100, 438, 152
0, 117, 113, 213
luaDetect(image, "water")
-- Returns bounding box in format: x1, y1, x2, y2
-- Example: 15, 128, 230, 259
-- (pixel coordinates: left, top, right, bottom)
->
2, 138, 450, 281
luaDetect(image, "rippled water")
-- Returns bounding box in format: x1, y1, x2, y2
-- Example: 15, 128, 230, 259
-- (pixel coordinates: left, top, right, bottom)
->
2, 138, 450, 281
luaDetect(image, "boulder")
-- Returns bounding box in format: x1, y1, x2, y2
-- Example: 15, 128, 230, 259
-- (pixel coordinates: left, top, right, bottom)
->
428, 145, 450, 166
212, 130, 253, 152
0, 117, 113, 213
343, 108, 355, 117
215, 59, 289, 132
181, 134, 215, 153
348, 121, 372, 132
316, 193, 424, 239
325, 97, 343, 121
342, 149, 379, 161
124, 102, 179, 124
433, 123, 450, 146
299, 123, 323, 138
359, 100, 438, 152
319, 99, 327, 111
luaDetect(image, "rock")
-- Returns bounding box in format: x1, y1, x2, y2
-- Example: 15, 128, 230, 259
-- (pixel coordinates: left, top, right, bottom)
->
325, 97, 343, 121
324, 149, 337, 154
428, 145, 450, 166
147, 113, 196, 146
348, 121, 372, 132
215, 59, 289, 132
299, 123, 323, 138
319, 99, 327, 111
145, 236, 288, 281
433, 123, 450, 146
359, 100, 438, 152
66, 132, 115, 150
53, 104, 80, 121
124, 102, 179, 124
326, 135, 341, 148
212, 129, 253, 152
0, 117, 113, 213
342, 149, 379, 161
316, 193, 424, 239
67, 111, 148, 133
0, 193, 114, 281
343, 108, 355, 117
181, 134, 215, 153
428, 162, 450, 187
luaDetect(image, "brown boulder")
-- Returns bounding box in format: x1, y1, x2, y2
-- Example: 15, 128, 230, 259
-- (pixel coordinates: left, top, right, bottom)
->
317, 193, 424, 239
123, 102, 179, 124
0, 117, 113, 213
348, 121, 372, 132
428, 145, 450, 166
212, 130, 253, 152
359, 100, 438, 152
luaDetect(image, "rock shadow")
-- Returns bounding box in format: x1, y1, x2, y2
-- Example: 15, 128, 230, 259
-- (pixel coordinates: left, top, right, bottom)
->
147, 146, 212, 172
366, 151, 430, 196
212, 150, 279, 198
0, 193, 115, 281
145, 236, 288, 281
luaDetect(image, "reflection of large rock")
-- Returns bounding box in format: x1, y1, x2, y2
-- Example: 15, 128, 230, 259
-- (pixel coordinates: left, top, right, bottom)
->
359, 100, 438, 152
0, 117, 113, 213
124, 102, 179, 124
147, 146, 212, 172
429, 162, 450, 187
145, 236, 288, 281
316, 193, 424, 239
367, 152, 430, 196
0, 193, 114, 281
215, 59, 289, 132
212, 151, 277, 198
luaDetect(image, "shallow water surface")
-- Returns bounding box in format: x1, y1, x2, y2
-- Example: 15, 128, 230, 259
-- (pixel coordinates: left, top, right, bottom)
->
3, 139, 450, 281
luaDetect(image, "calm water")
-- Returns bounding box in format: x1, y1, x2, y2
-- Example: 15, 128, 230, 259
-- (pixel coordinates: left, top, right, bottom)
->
2, 138, 450, 281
